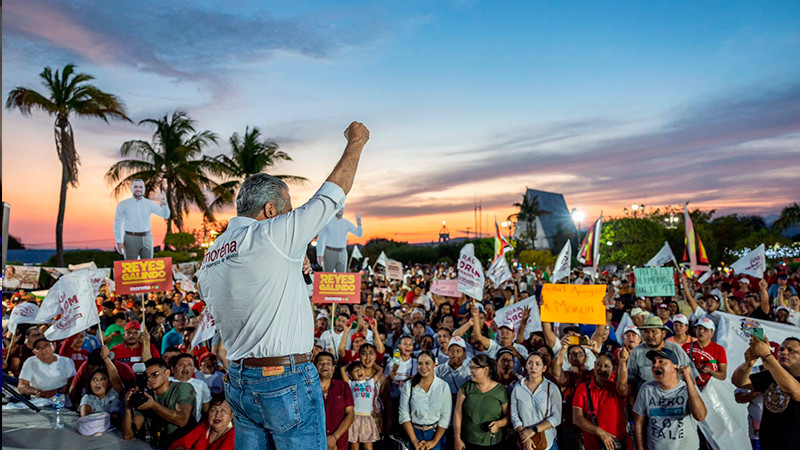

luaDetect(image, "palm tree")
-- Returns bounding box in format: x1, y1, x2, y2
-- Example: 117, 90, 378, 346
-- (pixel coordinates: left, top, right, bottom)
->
105, 111, 220, 236
773, 202, 800, 234
209, 126, 307, 209
6, 64, 131, 265
513, 194, 551, 249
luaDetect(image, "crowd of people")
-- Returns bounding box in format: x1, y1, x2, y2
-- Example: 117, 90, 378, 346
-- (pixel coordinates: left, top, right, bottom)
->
3, 260, 800, 450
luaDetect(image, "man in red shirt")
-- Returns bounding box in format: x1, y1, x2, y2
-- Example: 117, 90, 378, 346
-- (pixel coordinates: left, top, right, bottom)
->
573, 350, 630, 450
682, 317, 727, 389
111, 321, 160, 367
315, 352, 354, 450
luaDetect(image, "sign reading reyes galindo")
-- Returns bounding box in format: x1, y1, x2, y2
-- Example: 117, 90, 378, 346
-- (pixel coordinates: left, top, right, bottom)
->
113, 257, 173, 295
312, 272, 362, 304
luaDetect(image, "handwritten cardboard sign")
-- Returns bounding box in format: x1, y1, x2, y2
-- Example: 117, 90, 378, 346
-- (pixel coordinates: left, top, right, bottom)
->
634, 267, 675, 297
431, 279, 461, 298
113, 257, 173, 295
540, 284, 606, 325
386, 260, 404, 281
494, 296, 541, 336
313, 272, 362, 304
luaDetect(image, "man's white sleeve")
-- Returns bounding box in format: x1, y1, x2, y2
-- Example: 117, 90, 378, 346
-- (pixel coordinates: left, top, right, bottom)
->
150, 199, 170, 219
113, 202, 125, 243
316, 228, 327, 259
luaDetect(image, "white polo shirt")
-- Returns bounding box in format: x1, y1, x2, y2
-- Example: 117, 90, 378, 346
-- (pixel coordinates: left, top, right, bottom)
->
197, 182, 345, 361
19, 355, 76, 391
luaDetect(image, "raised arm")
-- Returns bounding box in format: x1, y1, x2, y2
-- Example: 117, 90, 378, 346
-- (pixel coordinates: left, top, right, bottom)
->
338, 320, 353, 360
751, 336, 800, 400
551, 336, 570, 386
470, 307, 491, 350
679, 366, 707, 421
542, 321, 558, 349
369, 319, 385, 355
516, 307, 531, 345
758, 279, 771, 314
680, 273, 700, 313
101, 346, 124, 394
616, 347, 630, 397
325, 122, 369, 195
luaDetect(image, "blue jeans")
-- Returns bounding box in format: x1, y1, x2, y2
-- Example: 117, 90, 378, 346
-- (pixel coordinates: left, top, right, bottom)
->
414, 427, 445, 450
225, 359, 325, 450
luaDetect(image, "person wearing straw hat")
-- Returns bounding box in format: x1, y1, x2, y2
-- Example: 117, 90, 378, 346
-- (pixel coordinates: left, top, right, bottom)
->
627, 316, 695, 399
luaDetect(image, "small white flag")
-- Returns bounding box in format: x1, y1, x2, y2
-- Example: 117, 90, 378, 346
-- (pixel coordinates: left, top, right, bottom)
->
730, 244, 766, 279
376, 251, 388, 267
488, 256, 513, 286
362, 257, 370, 270
191, 307, 216, 349
646, 241, 678, 268
552, 240, 572, 282
457, 244, 485, 300
351, 245, 363, 260
8, 302, 43, 335
36, 271, 101, 341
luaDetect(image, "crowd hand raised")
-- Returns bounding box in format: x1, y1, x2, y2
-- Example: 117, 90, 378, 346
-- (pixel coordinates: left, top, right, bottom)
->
618, 347, 630, 363
678, 365, 694, 383
759, 278, 768, 290
749, 334, 772, 358
303, 256, 312, 275
343, 121, 369, 145
521, 306, 531, 322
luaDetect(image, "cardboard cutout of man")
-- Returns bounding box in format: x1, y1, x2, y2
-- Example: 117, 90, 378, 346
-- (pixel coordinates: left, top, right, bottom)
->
113, 179, 170, 260
316, 205, 362, 272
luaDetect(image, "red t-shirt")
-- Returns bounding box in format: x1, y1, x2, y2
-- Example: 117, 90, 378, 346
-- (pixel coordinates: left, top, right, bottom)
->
562, 371, 593, 427
324, 379, 355, 450
179, 344, 209, 362
572, 377, 627, 450
111, 343, 161, 367
72, 358, 136, 393
682, 340, 727, 388
58, 340, 89, 372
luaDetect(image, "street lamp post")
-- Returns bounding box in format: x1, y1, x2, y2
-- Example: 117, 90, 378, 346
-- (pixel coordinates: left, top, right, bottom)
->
571, 208, 584, 245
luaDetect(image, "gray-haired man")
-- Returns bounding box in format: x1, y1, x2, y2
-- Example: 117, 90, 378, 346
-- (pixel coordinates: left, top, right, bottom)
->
113, 179, 170, 259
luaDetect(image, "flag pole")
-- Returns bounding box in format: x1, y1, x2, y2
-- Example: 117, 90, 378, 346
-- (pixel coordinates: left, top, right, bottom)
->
347, 249, 353, 273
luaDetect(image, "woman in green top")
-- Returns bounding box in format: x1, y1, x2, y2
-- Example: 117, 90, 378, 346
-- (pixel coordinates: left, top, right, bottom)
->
453, 354, 510, 450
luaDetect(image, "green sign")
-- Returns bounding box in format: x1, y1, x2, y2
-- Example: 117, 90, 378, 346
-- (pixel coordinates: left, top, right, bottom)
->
634, 267, 675, 297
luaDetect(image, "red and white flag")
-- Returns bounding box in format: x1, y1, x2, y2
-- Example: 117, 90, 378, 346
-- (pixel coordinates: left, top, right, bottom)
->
35, 270, 101, 341
8, 302, 43, 335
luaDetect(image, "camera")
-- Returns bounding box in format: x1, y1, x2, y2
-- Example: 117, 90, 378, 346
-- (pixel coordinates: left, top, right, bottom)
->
129, 362, 153, 410
128, 389, 152, 410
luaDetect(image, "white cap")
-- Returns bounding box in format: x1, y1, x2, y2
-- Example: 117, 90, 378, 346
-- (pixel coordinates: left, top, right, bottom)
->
448, 336, 467, 349
316, 313, 328, 320
696, 317, 716, 331
623, 324, 641, 337
739, 278, 750, 284
776, 306, 790, 314
673, 314, 689, 325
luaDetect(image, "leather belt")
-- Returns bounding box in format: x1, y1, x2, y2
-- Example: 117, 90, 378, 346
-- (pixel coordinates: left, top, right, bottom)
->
413, 423, 439, 431
125, 231, 149, 237
238, 353, 312, 367
325, 246, 345, 252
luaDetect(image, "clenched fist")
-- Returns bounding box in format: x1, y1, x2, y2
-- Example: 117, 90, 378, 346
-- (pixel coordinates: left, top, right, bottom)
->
344, 121, 369, 145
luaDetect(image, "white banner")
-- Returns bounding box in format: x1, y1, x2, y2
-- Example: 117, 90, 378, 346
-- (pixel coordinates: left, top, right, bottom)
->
68, 261, 97, 272
494, 296, 542, 337
729, 244, 766, 279
697, 377, 750, 450
457, 245, 484, 301
614, 312, 633, 344
36, 271, 101, 341
191, 307, 216, 349
43, 267, 70, 280
173, 268, 197, 292
645, 241, 678, 268
552, 240, 571, 282
487, 256, 512, 286
375, 251, 388, 267
8, 302, 43, 335
3, 265, 42, 290
351, 245, 363, 260
386, 260, 404, 280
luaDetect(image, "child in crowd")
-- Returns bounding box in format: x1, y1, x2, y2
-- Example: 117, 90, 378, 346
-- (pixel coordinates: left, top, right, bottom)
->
79, 367, 124, 424
195, 352, 224, 394
344, 361, 381, 450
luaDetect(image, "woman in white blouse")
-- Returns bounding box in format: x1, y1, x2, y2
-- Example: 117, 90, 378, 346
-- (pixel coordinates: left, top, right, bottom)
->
511, 353, 562, 450
399, 350, 453, 450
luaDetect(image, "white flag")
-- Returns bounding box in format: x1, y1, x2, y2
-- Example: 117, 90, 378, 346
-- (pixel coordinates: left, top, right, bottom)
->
191, 307, 216, 349
36, 271, 101, 341
698, 271, 713, 285
551, 240, 572, 282
68, 261, 98, 272
8, 302, 43, 335
351, 245, 363, 260
362, 257, 370, 270
488, 256, 512, 286
729, 244, 766, 279
645, 241, 678, 268
457, 244, 484, 300
376, 251, 388, 267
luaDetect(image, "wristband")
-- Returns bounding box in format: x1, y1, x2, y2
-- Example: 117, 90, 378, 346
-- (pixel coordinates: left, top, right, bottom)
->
761, 353, 774, 360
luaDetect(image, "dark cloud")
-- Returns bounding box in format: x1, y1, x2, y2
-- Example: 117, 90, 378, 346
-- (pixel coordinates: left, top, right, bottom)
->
351, 82, 800, 217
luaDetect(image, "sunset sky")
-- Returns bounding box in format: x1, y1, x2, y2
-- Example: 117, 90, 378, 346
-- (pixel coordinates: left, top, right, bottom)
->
3, 1, 800, 250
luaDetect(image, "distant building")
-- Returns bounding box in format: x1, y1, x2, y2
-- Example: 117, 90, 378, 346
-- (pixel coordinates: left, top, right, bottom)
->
512, 189, 577, 251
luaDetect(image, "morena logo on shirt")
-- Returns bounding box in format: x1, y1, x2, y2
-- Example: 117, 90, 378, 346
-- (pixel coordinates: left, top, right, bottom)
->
203, 240, 239, 265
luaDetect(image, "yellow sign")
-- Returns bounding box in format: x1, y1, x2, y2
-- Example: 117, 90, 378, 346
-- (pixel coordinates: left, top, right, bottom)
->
540, 284, 606, 325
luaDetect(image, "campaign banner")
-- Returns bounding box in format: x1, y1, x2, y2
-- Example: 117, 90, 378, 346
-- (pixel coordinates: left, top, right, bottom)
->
36, 271, 101, 341
176, 262, 199, 278
43, 267, 70, 280
191, 307, 216, 349
697, 378, 750, 450
457, 246, 484, 301
113, 257, 173, 295
487, 256, 512, 287
3, 265, 41, 290
431, 279, 461, 298
313, 272, 362, 304
634, 267, 675, 297
493, 296, 542, 337
7, 302, 43, 334
729, 244, 766, 279
386, 260, 404, 280
540, 283, 606, 325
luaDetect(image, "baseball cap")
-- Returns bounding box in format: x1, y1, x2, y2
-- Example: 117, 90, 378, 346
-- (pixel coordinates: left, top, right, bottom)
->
448, 336, 467, 350
672, 314, 689, 325
199, 352, 217, 363
646, 347, 680, 365
739, 278, 750, 284
497, 321, 514, 331
657, 303, 669, 310
631, 307, 648, 317
696, 317, 716, 331
351, 332, 366, 344
776, 306, 790, 314
623, 324, 641, 337
125, 321, 141, 331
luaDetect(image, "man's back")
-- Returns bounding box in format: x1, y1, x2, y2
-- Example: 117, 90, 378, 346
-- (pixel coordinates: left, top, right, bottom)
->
197, 182, 344, 361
